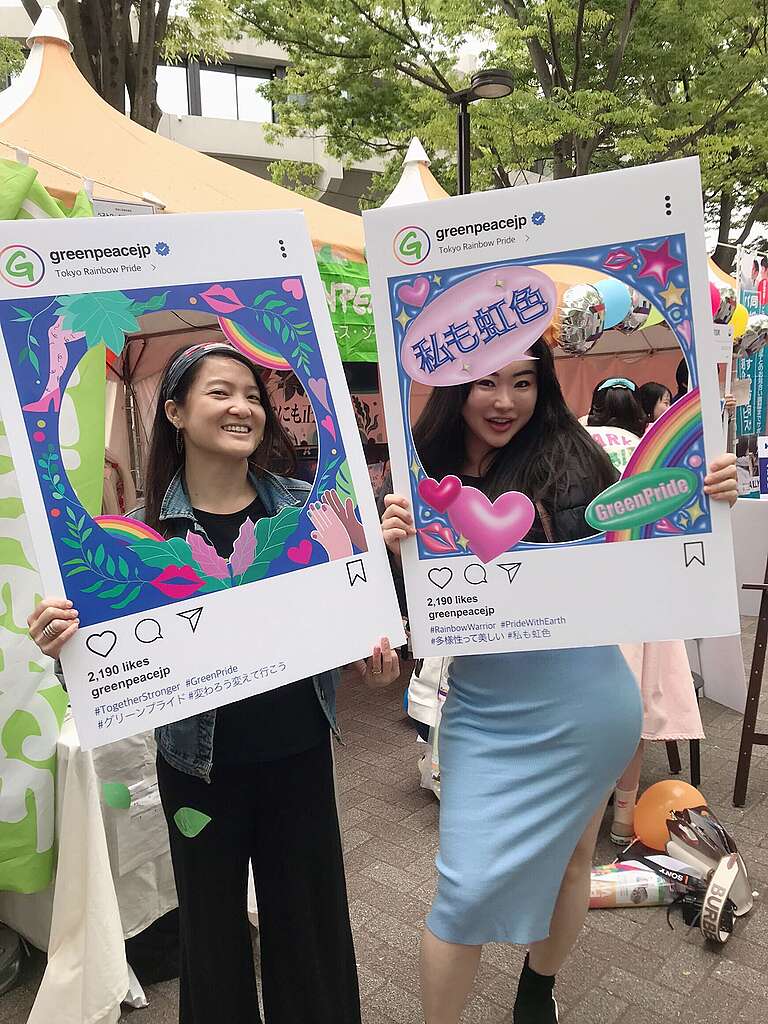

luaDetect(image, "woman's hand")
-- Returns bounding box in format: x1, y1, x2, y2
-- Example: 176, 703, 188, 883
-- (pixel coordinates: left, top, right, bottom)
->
381, 494, 415, 558
723, 394, 736, 417
704, 453, 738, 507
27, 597, 79, 659
356, 637, 400, 688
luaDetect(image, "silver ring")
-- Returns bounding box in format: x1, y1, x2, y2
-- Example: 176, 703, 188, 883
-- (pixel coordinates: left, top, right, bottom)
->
371, 665, 381, 674
41, 621, 61, 642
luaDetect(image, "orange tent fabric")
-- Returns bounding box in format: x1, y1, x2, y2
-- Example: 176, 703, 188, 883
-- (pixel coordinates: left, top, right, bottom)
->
0, 32, 364, 259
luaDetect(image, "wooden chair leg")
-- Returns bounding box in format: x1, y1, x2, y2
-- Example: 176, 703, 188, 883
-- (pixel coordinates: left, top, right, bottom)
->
689, 739, 701, 788
666, 740, 682, 775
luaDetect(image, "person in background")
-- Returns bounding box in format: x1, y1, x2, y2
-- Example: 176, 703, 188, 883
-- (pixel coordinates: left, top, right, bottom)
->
674, 358, 689, 401
28, 341, 400, 1024
637, 381, 672, 424
584, 378, 646, 472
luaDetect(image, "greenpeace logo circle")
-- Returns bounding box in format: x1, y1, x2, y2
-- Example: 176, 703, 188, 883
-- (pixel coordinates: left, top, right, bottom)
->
393, 226, 430, 266
0, 245, 45, 287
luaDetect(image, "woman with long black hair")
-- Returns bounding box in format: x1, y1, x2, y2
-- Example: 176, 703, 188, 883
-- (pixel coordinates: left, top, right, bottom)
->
28, 341, 399, 1024
382, 338, 737, 1024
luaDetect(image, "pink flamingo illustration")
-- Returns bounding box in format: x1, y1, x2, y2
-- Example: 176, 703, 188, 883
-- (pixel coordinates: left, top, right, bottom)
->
23, 316, 85, 413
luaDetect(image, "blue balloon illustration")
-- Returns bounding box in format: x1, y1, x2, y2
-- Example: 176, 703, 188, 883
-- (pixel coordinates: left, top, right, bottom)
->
595, 277, 632, 330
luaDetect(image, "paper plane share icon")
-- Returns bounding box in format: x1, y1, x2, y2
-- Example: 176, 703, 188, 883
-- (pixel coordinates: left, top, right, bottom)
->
176, 607, 203, 633
498, 563, 522, 584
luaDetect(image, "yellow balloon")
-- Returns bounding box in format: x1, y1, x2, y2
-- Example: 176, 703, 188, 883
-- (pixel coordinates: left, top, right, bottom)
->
732, 303, 749, 339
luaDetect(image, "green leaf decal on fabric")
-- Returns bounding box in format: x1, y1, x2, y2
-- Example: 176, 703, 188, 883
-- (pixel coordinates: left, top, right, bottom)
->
174, 807, 212, 838
102, 782, 132, 809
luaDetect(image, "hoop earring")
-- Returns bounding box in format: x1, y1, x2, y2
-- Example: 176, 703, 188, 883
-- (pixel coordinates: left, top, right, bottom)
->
176, 429, 184, 455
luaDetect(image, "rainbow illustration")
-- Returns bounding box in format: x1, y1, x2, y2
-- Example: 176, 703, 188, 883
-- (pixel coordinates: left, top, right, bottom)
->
94, 515, 165, 545
218, 317, 291, 370
604, 387, 704, 543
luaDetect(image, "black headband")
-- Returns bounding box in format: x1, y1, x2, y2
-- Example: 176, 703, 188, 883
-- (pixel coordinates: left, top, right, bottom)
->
162, 342, 238, 400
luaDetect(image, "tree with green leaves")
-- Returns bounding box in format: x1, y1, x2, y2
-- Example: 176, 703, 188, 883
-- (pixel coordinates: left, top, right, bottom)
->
236, 0, 768, 269
0, 35, 24, 86
18, 0, 235, 129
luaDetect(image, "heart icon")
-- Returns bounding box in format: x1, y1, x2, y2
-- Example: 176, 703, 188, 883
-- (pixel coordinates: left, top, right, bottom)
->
427, 567, 453, 590
418, 475, 462, 514
447, 487, 535, 564
320, 415, 336, 441
282, 278, 304, 300
398, 277, 430, 308
86, 630, 118, 658
287, 539, 313, 564
308, 377, 331, 412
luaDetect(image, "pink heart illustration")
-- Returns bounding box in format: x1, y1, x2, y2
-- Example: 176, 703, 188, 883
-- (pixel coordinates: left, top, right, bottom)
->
282, 278, 304, 300
398, 277, 430, 308
308, 376, 331, 412
447, 487, 535, 563
321, 415, 336, 440
418, 475, 462, 514
287, 539, 313, 564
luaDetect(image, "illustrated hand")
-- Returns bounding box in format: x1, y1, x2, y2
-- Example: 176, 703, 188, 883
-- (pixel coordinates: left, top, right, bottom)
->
308, 501, 353, 560
381, 494, 415, 560
28, 596, 79, 659
321, 489, 367, 552
357, 637, 401, 688
704, 453, 738, 507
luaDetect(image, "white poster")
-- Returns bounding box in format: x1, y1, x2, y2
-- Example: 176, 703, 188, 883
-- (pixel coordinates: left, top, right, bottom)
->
0, 211, 403, 748
364, 158, 739, 657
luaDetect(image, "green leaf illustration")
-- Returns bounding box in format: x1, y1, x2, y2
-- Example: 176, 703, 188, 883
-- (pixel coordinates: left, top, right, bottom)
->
334, 459, 357, 507
239, 506, 301, 584
174, 807, 212, 838
130, 291, 169, 317
128, 536, 196, 570
11, 306, 33, 321
56, 292, 140, 355
111, 584, 141, 610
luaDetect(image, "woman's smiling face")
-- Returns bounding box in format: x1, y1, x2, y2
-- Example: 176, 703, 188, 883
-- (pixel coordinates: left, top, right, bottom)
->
461, 360, 539, 456
166, 355, 266, 461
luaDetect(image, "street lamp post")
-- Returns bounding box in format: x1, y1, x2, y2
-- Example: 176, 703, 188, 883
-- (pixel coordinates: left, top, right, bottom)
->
448, 69, 514, 196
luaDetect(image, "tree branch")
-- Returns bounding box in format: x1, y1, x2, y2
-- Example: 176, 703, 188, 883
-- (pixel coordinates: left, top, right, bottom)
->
399, 0, 454, 93
736, 191, 768, 245
662, 78, 757, 159
19, 0, 42, 25
603, 0, 640, 94
60, 0, 98, 89
500, 0, 554, 97
546, 9, 567, 90
571, 0, 586, 91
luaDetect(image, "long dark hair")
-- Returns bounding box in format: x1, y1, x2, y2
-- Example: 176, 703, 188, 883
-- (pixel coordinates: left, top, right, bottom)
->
637, 381, 672, 421
587, 379, 647, 436
675, 357, 689, 401
143, 344, 297, 530
413, 338, 615, 509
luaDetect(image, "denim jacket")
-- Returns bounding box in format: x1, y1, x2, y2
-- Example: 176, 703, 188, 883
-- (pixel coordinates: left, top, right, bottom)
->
134, 467, 340, 781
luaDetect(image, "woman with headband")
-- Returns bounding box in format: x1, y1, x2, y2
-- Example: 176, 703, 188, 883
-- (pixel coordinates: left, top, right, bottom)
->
27, 341, 399, 1024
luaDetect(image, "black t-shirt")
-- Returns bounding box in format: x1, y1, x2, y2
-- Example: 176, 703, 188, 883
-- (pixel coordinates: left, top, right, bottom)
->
192, 496, 328, 763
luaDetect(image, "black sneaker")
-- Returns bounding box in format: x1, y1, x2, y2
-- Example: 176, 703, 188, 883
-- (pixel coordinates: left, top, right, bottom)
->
512, 994, 559, 1023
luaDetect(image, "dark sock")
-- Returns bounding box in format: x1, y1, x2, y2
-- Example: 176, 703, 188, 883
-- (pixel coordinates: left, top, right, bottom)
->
513, 954, 557, 1023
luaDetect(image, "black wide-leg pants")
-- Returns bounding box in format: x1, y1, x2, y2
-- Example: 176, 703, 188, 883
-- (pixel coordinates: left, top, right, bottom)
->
157, 739, 361, 1024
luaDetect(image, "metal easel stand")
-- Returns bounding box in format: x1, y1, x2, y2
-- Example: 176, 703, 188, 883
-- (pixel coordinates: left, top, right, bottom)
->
733, 559, 768, 806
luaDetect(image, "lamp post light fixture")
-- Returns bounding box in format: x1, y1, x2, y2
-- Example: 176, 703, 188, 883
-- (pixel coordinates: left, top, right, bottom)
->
448, 68, 514, 196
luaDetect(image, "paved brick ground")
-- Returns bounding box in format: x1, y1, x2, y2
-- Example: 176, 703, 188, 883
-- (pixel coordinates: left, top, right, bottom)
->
3, 618, 768, 1022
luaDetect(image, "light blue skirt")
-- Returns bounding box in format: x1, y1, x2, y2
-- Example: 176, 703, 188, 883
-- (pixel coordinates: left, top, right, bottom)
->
426, 646, 642, 945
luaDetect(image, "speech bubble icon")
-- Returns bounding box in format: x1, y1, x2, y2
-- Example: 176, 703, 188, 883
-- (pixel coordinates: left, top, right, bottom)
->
464, 563, 488, 585
135, 618, 163, 643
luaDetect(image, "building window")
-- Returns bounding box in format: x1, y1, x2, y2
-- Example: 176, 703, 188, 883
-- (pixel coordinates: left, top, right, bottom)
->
196, 63, 273, 122
156, 63, 189, 116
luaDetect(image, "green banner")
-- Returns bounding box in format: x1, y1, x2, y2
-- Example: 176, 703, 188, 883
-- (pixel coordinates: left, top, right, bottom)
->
0, 159, 102, 893
316, 245, 377, 362
736, 247, 768, 438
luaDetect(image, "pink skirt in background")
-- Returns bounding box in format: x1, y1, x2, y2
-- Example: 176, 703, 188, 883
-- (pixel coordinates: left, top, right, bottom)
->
619, 640, 704, 741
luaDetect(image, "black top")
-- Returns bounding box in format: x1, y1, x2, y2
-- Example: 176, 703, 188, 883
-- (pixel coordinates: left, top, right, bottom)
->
192, 496, 328, 764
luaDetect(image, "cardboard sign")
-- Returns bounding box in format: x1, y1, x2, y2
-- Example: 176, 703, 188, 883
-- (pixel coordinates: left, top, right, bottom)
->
0, 211, 403, 747
364, 158, 738, 656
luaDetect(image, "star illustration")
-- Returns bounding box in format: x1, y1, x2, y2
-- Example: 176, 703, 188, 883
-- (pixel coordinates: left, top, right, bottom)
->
637, 240, 683, 286
410, 457, 421, 477
457, 534, 470, 550
686, 499, 705, 525
433, 274, 442, 285
396, 309, 410, 329
495, 279, 506, 289
461, 362, 472, 373
659, 282, 686, 308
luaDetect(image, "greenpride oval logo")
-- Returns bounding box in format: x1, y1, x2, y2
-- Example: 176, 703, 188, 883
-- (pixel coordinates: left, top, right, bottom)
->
586, 467, 699, 532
